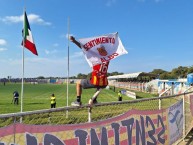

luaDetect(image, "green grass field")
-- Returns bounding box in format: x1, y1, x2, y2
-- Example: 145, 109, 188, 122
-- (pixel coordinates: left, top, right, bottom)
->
0, 82, 158, 114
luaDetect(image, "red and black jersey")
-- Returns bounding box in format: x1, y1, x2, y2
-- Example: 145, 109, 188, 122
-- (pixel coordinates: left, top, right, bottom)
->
90, 61, 109, 87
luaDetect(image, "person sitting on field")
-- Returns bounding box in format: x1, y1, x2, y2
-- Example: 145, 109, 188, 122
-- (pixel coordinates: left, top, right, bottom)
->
70, 36, 110, 106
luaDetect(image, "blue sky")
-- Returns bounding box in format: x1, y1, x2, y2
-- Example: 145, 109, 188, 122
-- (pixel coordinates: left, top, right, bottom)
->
0, 0, 193, 78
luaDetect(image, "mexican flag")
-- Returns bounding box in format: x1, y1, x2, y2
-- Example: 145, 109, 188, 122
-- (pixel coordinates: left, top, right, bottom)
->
22, 11, 38, 56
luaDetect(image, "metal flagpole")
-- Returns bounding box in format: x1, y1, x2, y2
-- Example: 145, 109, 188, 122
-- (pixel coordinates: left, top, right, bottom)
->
20, 8, 25, 122
66, 17, 70, 118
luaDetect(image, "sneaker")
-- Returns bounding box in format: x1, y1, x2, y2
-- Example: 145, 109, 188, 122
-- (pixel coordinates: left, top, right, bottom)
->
71, 101, 81, 106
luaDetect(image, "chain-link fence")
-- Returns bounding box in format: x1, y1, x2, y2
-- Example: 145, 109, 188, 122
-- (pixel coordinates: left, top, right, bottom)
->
0, 89, 193, 145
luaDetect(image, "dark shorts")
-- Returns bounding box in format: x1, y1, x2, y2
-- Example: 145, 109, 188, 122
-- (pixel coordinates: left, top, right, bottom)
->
80, 79, 107, 89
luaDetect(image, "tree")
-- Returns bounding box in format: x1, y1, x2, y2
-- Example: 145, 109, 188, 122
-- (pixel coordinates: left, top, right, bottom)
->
107, 71, 123, 76
150, 69, 167, 76
188, 66, 193, 74
77, 73, 87, 79
171, 66, 188, 78
69, 76, 77, 79
159, 72, 175, 79
73, 65, 193, 80
37, 76, 45, 79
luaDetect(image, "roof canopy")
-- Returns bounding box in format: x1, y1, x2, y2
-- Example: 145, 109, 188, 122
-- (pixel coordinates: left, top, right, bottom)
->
107, 72, 156, 80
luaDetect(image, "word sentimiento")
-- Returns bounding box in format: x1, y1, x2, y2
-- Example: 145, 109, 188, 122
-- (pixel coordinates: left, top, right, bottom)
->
83, 37, 115, 51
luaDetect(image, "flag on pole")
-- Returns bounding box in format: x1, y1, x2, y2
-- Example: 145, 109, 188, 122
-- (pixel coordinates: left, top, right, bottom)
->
78, 32, 127, 67
22, 11, 38, 56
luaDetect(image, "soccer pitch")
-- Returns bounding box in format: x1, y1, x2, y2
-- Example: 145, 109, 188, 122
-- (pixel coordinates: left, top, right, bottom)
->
0, 83, 136, 114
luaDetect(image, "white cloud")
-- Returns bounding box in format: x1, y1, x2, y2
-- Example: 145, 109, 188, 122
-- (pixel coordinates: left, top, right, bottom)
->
45, 50, 50, 55
1, 13, 51, 25
45, 49, 58, 55
0, 48, 7, 51
0, 39, 7, 45
62, 33, 74, 40
1, 15, 22, 23
28, 14, 51, 25
71, 51, 83, 58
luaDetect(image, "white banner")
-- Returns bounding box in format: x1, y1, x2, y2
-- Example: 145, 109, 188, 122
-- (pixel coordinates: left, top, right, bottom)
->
79, 32, 128, 67
168, 99, 183, 145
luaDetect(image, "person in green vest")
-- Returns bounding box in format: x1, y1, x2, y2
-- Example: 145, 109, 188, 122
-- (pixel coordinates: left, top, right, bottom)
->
50, 93, 56, 108
118, 91, 122, 101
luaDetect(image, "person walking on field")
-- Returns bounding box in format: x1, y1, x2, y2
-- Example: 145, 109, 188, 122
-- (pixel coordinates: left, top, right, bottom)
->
13, 91, 19, 105
50, 93, 56, 108
70, 36, 110, 106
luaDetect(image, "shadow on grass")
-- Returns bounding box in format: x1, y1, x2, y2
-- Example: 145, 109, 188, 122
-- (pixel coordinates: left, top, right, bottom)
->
136, 95, 143, 99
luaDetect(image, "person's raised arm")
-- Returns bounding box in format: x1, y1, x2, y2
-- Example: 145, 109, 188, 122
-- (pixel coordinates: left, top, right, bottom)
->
69, 36, 81, 49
